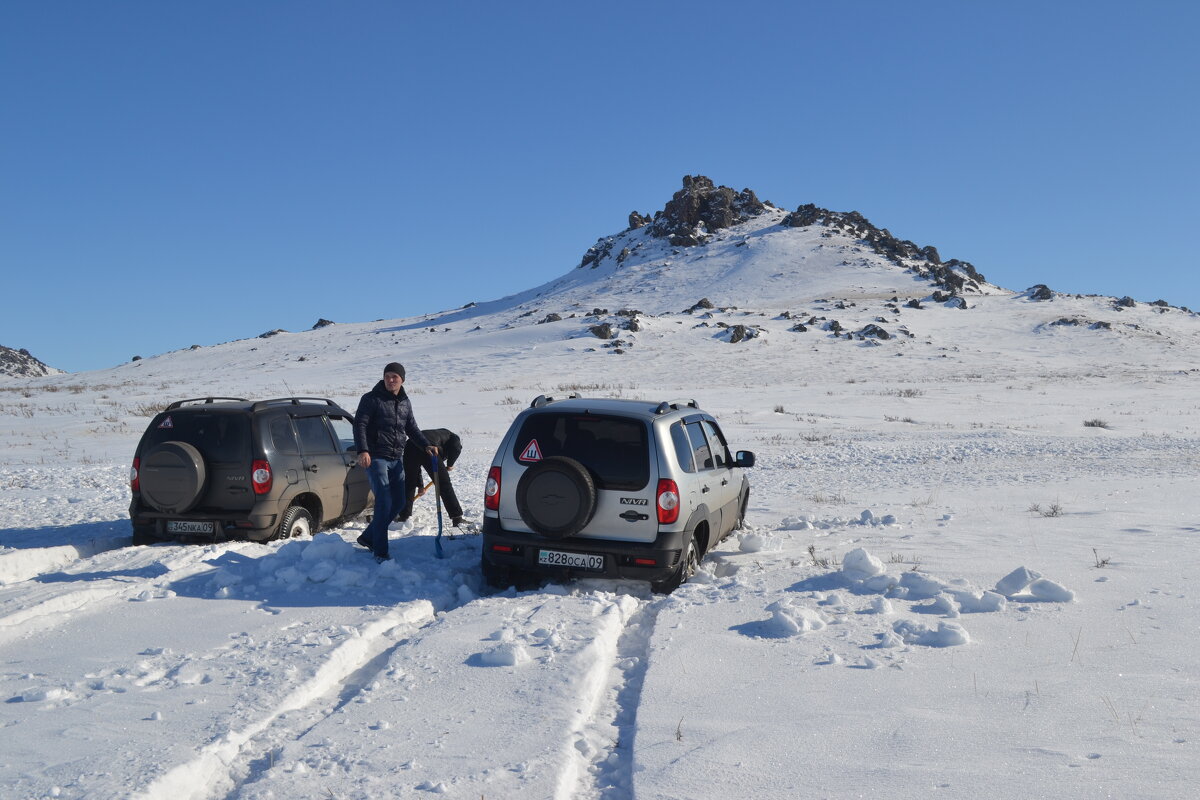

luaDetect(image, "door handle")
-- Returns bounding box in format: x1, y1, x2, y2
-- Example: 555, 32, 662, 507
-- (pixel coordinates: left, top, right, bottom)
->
702, 486, 710, 493
306, 464, 319, 473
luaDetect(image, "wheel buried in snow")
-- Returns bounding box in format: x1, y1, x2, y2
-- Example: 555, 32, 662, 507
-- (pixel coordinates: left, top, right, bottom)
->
276, 505, 313, 540
653, 534, 698, 594
139, 441, 207, 513
515, 456, 597, 539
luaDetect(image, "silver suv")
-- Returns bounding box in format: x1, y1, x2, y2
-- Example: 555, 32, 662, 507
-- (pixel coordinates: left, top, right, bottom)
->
480, 395, 755, 592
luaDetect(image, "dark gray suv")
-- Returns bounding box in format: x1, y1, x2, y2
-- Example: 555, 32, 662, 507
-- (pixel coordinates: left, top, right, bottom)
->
129, 397, 370, 544
481, 395, 755, 592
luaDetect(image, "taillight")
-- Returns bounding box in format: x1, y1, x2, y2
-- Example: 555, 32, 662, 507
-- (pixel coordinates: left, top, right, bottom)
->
657, 479, 680, 524
484, 466, 501, 511
130, 458, 140, 492
252, 460, 273, 495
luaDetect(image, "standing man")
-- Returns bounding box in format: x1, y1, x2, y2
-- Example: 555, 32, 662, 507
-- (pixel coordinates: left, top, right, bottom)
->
353, 362, 437, 561
399, 428, 465, 527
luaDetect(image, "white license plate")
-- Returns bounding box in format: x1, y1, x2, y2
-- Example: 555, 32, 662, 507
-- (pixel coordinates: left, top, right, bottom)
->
538, 549, 604, 571
166, 520, 216, 534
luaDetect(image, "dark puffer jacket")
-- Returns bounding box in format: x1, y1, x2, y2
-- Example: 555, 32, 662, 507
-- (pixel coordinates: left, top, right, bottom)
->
353, 382, 431, 460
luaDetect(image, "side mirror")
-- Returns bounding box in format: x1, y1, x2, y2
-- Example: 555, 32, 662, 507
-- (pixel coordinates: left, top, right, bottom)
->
735, 450, 756, 468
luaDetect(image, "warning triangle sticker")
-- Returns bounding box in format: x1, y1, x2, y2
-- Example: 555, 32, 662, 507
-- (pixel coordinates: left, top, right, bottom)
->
158, 416, 174, 429
519, 439, 542, 462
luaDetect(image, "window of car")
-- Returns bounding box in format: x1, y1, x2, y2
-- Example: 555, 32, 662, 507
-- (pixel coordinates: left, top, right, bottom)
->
685, 421, 713, 471
701, 420, 731, 469
514, 412, 649, 491
670, 421, 696, 473
269, 416, 299, 455
328, 416, 357, 452
294, 415, 338, 454
145, 412, 250, 463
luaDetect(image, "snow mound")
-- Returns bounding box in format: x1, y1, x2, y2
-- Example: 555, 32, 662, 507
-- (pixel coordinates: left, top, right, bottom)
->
892, 619, 971, 647
762, 599, 828, 637
842, 547, 886, 578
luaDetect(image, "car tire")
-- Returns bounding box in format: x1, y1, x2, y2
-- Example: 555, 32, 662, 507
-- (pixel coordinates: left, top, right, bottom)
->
276, 505, 313, 540
515, 456, 597, 539
734, 487, 749, 531
481, 556, 512, 589
652, 534, 698, 594
139, 441, 207, 513
131, 524, 159, 546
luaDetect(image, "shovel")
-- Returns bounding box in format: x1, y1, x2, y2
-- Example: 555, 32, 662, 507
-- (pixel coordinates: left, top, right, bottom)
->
430, 453, 445, 559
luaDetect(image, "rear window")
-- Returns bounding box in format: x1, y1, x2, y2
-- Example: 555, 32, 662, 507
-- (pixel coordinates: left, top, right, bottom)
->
144, 412, 250, 463
513, 412, 649, 491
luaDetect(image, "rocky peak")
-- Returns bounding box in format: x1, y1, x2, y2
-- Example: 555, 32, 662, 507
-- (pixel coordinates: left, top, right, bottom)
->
782, 203, 986, 293
646, 175, 768, 246
0, 344, 57, 378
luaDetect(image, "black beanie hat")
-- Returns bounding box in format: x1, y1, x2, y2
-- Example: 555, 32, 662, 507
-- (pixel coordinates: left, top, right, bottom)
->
384, 362, 405, 379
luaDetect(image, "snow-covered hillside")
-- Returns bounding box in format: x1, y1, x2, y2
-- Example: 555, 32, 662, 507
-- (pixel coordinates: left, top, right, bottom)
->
2, 184, 1199, 799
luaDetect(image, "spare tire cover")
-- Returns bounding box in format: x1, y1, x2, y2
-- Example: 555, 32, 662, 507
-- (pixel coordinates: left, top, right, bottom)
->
515, 456, 597, 538
139, 441, 207, 513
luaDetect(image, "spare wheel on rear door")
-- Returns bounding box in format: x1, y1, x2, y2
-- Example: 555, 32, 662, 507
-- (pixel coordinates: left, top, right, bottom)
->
139, 441, 207, 513
515, 456, 597, 538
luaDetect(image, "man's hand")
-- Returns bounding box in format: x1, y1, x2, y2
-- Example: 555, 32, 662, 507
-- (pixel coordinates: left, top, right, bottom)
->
358, 452, 371, 469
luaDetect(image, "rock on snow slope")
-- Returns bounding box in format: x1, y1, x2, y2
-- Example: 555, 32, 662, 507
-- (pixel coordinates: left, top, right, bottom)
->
1, 178, 1199, 799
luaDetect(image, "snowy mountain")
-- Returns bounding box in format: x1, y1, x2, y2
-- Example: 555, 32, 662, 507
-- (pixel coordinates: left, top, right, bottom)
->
1, 178, 1199, 799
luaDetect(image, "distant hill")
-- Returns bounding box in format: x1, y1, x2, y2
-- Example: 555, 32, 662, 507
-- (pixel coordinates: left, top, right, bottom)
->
0, 345, 59, 378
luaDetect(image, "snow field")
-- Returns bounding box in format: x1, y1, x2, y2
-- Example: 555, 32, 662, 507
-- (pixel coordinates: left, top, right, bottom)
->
2, 212, 1199, 798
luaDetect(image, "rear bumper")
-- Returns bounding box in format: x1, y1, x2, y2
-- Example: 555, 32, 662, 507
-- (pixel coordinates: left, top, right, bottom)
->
480, 516, 686, 583
129, 500, 277, 543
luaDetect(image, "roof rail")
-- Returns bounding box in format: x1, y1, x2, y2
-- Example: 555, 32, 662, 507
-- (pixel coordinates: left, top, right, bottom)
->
653, 399, 700, 415
529, 392, 582, 409
251, 397, 338, 412
166, 397, 248, 410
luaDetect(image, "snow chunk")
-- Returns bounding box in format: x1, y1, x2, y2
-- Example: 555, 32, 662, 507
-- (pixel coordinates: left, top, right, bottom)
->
995, 566, 1042, 597
762, 600, 828, 637
477, 643, 532, 667
842, 548, 886, 578
1029, 578, 1075, 603
739, 533, 779, 553
892, 619, 970, 647
898, 570, 948, 599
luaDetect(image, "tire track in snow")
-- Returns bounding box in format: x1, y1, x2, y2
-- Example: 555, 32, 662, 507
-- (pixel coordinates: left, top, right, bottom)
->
131, 600, 436, 800
564, 592, 665, 800
0, 542, 254, 646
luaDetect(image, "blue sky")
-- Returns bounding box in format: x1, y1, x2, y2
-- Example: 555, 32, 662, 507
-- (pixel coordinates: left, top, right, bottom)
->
3, 1, 1196, 373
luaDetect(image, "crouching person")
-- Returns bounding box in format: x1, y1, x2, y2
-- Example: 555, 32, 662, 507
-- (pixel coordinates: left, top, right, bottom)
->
399, 428, 465, 526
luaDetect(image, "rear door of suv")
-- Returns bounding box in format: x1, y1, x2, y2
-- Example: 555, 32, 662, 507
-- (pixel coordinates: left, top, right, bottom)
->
506, 411, 658, 543
144, 409, 256, 514
292, 412, 362, 521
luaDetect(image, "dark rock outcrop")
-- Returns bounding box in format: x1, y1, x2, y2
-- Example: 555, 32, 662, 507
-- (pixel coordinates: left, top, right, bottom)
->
590, 323, 617, 340
0, 344, 57, 378
782, 204, 985, 293
728, 324, 760, 343
579, 238, 616, 269
647, 176, 767, 246
858, 324, 891, 340
628, 211, 651, 229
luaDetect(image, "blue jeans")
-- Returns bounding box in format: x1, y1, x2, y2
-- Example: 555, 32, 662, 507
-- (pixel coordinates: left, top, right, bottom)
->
364, 458, 406, 558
